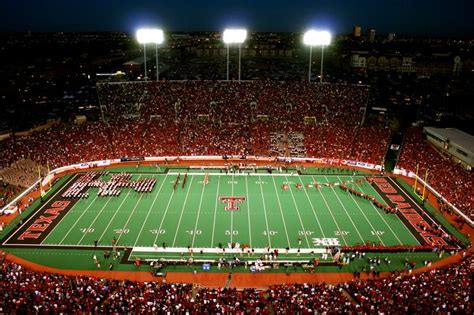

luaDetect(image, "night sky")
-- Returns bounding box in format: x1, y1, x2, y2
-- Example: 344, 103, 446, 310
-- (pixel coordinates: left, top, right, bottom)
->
1, 0, 473, 36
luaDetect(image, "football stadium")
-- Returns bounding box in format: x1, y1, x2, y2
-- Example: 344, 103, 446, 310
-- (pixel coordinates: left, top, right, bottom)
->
0, 9, 473, 312
0, 79, 472, 312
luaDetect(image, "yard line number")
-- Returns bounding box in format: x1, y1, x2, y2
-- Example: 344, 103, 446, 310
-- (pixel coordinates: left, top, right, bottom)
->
114, 228, 129, 234
371, 230, 385, 236
150, 229, 166, 235
262, 230, 278, 236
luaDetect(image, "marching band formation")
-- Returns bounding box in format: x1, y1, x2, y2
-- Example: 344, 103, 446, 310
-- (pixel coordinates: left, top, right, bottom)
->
61, 172, 157, 199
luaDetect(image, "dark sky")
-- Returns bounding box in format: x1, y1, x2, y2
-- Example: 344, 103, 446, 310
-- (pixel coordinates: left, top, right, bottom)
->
1, 0, 473, 36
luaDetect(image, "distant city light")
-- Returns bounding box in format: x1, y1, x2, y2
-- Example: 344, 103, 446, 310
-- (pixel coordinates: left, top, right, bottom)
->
136, 28, 164, 44
223, 29, 247, 44
303, 30, 331, 46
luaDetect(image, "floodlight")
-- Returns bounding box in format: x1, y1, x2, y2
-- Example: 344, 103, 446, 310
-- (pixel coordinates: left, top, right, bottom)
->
304, 30, 331, 46
222, 28, 248, 81
223, 29, 247, 44
304, 30, 331, 83
136, 28, 164, 44
136, 28, 164, 81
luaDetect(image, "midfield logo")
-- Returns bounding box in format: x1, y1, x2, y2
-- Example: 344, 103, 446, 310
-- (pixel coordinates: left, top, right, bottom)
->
219, 196, 246, 211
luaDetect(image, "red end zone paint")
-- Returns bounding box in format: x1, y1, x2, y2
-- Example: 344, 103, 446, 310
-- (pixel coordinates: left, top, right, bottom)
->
17, 201, 70, 241
371, 178, 447, 246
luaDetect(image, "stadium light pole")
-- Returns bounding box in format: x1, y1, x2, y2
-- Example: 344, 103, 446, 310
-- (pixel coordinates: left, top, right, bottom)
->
223, 29, 247, 81
136, 28, 164, 81
304, 30, 331, 83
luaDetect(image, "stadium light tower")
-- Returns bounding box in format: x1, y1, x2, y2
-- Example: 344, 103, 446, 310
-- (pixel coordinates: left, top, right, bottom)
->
136, 28, 164, 81
303, 30, 331, 83
223, 29, 247, 81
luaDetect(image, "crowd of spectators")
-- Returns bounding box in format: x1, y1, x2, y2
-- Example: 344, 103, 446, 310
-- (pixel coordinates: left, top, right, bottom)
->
0, 81, 387, 169
0, 159, 46, 188
1, 81, 471, 221
398, 127, 473, 219
1, 256, 471, 313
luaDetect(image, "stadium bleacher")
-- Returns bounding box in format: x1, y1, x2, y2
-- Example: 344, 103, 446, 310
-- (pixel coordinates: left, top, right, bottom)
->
0, 255, 471, 313
0, 81, 472, 313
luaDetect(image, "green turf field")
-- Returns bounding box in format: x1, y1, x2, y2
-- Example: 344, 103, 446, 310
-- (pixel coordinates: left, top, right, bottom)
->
2, 168, 428, 262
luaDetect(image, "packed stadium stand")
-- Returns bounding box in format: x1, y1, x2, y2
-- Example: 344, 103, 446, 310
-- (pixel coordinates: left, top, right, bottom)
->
0, 81, 472, 313
398, 128, 474, 220
1, 81, 386, 167
1, 81, 472, 218
0, 256, 471, 313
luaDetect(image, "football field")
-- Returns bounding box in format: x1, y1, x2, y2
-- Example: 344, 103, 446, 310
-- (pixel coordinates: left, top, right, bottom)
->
2, 167, 429, 262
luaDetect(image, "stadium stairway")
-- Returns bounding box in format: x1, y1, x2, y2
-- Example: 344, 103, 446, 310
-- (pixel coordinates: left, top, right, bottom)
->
384, 131, 403, 172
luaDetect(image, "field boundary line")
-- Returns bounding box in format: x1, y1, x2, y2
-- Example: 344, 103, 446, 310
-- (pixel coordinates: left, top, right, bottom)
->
336, 176, 385, 245
387, 177, 446, 243
355, 180, 405, 245
4, 173, 78, 246
367, 177, 420, 245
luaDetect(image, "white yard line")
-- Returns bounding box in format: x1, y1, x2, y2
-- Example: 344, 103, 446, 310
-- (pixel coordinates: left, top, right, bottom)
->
324, 175, 365, 244
310, 175, 348, 246
153, 187, 177, 246
271, 176, 299, 247
210, 176, 221, 247
191, 178, 207, 247
133, 174, 169, 247
172, 176, 195, 247
354, 180, 404, 245
336, 176, 385, 245
96, 176, 142, 244
231, 174, 234, 243
58, 195, 102, 245
76, 196, 115, 245
115, 192, 147, 245
245, 176, 253, 248
296, 176, 325, 238
258, 175, 272, 247
284, 176, 312, 248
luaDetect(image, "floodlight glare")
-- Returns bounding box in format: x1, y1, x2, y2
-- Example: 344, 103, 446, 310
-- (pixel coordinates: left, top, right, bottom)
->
304, 30, 331, 83
223, 29, 247, 44
136, 28, 164, 44
304, 30, 331, 46
136, 28, 164, 81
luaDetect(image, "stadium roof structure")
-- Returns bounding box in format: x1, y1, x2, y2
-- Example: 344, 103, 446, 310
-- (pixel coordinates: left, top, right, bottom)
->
424, 127, 474, 155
